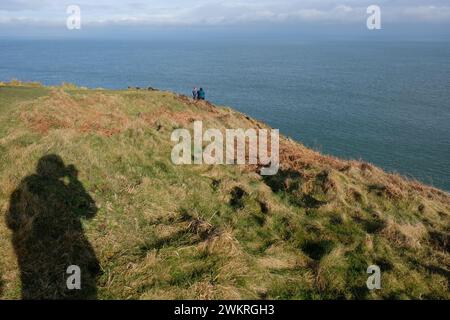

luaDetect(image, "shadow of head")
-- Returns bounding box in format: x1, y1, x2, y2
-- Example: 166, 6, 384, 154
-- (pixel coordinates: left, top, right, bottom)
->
5, 154, 100, 299
36, 154, 67, 178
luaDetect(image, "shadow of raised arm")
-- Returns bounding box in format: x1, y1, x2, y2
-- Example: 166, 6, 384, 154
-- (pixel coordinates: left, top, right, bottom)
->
67, 164, 98, 219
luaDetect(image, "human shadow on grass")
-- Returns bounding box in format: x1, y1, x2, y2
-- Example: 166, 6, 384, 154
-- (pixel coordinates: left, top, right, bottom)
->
5, 155, 100, 299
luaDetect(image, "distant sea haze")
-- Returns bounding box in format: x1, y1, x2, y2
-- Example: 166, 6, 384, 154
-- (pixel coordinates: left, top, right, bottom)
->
1, 39, 449, 191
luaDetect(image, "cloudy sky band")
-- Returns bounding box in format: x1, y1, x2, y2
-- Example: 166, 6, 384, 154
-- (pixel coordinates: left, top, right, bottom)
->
1, 0, 450, 27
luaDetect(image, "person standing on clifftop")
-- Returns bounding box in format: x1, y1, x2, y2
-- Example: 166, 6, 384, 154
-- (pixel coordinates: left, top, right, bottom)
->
192, 87, 198, 100
198, 88, 205, 100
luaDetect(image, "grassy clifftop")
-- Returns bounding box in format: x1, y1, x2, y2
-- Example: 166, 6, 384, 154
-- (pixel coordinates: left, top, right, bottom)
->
0, 82, 449, 299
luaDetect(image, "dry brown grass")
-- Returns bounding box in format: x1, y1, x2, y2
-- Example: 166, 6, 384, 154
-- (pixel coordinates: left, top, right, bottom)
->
20, 89, 129, 136
381, 219, 428, 249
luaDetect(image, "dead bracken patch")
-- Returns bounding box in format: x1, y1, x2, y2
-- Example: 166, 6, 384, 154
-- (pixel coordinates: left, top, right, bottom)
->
176, 95, 220, 114
278, 139, 348, 172
20, 89, 129, 136
141, 108, 196, 127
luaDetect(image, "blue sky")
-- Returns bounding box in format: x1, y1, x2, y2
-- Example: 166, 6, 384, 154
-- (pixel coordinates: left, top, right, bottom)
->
1, 0, 450, 38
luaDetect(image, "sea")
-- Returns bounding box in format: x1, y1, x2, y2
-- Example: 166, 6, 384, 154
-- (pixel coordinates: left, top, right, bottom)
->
1, 39, 449, 191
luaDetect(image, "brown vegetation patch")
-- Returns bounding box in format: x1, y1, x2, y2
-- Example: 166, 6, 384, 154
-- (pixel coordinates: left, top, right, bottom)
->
278, 139, 348, 172
176, 95, 220, 114
381, 219, 427, 249
21, 89, 129, 136
140, 105, 219, 128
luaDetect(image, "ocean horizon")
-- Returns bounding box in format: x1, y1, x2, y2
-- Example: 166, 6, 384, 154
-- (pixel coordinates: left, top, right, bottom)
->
1, 38, 449, 191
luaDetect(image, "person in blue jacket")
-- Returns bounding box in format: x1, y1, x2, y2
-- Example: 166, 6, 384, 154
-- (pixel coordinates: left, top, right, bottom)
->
197, 88, 206, 100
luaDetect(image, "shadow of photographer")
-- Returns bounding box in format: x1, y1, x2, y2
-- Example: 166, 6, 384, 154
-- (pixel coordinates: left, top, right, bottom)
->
5, 154, 100, 299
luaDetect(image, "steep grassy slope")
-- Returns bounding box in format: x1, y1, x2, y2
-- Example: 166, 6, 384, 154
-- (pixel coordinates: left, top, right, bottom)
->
0, 82, 449, 299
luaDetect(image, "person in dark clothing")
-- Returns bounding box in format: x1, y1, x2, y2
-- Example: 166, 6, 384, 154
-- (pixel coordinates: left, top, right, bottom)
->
197, 88, 205, 100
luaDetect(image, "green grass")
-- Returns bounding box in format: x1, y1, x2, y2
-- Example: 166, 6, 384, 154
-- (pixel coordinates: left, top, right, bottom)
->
0, 82, 449, 300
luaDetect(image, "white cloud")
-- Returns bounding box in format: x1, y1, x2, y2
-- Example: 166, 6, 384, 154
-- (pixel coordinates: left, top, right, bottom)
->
0, 0, 450, 27
402, 5, 450, 22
